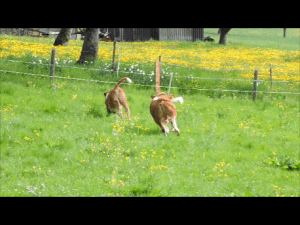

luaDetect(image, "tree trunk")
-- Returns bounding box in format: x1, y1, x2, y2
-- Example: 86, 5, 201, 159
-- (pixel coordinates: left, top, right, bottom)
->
76, 28, 99, 64
53, 28, 72, 46
218, 28, 231, 45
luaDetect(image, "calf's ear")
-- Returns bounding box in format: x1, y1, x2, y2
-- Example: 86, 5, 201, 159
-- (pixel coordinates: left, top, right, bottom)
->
151, 95, 155, 99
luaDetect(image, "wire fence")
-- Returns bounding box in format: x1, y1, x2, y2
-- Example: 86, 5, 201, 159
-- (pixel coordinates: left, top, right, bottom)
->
1, 66, 300, 95
1, 69, 299, 95
0, 57, 298, 84
0, 45, 299, 96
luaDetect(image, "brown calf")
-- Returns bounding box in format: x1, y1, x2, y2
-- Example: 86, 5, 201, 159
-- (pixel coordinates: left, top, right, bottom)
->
150, 92, 184, 135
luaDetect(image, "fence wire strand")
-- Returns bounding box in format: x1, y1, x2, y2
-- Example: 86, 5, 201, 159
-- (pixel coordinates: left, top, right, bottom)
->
1, 58, 298, 84
1, 69, 300, 95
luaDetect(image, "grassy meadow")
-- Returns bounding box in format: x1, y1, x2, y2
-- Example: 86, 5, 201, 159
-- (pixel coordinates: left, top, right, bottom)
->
1, 28, 299, 196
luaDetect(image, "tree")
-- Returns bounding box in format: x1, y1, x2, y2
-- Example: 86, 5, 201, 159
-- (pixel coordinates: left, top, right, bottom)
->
76, 28, 99, 64
53, 28, 72, 46
218, 28, 232, 45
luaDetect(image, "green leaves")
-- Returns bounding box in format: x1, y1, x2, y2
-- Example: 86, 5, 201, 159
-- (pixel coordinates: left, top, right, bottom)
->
265, 155, 300, 170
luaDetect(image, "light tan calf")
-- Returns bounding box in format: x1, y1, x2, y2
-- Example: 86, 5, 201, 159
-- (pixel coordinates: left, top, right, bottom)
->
104, 77, 132, 118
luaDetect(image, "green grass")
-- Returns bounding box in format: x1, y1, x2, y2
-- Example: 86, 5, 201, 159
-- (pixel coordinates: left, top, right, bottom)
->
1, 71, 299, 197
1, 30, 300, 196
204, 28, 299, 50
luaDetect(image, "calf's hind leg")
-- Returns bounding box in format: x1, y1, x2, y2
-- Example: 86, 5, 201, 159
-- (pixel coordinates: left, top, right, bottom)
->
170, 116, 180, 135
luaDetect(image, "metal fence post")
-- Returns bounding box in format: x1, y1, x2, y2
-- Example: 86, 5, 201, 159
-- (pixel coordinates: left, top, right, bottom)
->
116, 53, 122, 77
112, 41, 117, 72
270, 64, 273, 89
253, 70, 258, 101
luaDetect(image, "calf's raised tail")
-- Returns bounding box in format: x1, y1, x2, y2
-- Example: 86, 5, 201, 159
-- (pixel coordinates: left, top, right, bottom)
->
172, 97, 184, 104
115, 77, 132, 88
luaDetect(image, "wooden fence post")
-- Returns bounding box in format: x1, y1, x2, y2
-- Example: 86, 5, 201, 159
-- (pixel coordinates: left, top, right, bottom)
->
155, 61, 161, 94
253, 70, 258, 101
270, 64, 273, 89
50, 48, 56, 83
159, 55, 162, 73
112, 41, 117, 72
